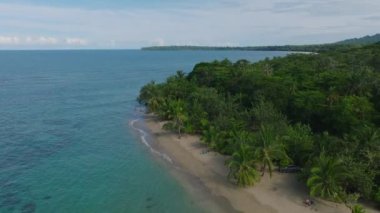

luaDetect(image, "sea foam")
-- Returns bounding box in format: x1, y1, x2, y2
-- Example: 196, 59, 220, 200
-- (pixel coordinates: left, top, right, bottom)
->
130, 119, 174, 164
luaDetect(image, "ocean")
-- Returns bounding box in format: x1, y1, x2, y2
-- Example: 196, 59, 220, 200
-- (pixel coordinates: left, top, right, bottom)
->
0, 50, 289, 213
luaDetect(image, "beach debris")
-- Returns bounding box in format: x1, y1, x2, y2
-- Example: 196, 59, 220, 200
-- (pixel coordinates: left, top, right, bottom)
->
278, 165, 301, 173
200, 149, 211, 155
303, 198, 314, 207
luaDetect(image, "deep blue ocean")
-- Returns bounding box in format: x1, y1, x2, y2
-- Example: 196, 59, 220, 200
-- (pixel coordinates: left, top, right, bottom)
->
0, 50, 289, 213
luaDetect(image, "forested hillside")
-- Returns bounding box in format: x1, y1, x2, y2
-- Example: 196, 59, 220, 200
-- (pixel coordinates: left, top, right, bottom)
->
138, 43, 380, 210
336, 34, 380, 45
142, 33, 380, 53
141, 44, 353, 52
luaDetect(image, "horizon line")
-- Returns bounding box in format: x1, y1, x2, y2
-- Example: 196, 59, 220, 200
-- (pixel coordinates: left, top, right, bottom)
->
0, 48, 141, 51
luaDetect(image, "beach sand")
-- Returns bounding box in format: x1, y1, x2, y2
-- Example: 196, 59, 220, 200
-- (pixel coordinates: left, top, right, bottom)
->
135, 115, 378, 213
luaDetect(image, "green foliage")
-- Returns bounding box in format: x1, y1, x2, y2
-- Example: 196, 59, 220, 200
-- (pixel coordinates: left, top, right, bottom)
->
307, 153, 348, 201
142, 34, 380, 52
331, 96, 374, 134
336, 33, 380, 45
283, 123, 314, 166
166, 99, 188, 138
374, 188, 380, 205
138, 81, 161, 110
252, 100, 287, 129
343, 157, 375, 199
227, 142, 260, 186
350, 204, 366, 213
138, 43, 380, 205
253, 124, 290, 177
201, 126, 220, 150
351, 125, 380, 167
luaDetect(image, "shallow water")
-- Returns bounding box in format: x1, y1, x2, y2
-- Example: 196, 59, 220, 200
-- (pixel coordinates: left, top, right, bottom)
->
0, 50, 289, 213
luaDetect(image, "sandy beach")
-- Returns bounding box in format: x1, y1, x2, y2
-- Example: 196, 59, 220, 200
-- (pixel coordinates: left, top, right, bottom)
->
134, 115, 378, 213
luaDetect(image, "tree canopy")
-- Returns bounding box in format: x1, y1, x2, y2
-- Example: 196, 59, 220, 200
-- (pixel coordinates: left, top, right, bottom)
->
138, 43, 380, 208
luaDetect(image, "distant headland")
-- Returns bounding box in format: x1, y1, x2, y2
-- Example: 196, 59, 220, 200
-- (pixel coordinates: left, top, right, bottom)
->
142, 33, 380, 52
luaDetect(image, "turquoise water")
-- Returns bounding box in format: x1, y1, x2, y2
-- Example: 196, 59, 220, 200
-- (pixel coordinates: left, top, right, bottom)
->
0, 50, 289, 213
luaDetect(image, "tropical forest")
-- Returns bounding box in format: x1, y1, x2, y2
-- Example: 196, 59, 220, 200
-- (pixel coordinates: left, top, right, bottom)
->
138, 42, 380, 210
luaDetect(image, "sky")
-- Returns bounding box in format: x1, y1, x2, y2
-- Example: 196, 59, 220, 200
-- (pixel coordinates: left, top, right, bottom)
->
0, 0, 379, 49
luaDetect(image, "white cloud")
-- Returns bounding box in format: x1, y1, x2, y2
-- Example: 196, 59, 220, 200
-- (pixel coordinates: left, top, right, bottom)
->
0, 36, 20, 45
35, 36, 59, 45
0, 1, 379, 49
0, 35, 88, 47
65, 38, 88, 45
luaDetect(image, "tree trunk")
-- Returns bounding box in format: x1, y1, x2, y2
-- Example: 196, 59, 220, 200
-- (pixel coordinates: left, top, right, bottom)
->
261, 164, 266, 176
178, 122, 181, 139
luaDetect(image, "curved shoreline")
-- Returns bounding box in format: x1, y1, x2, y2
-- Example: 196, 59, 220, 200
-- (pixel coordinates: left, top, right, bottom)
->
130, 117, 241, 212
130, 119, 174, 164
131, 115, 358, 213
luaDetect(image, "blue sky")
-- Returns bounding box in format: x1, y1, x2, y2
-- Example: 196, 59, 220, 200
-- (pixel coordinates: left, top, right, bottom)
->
0, 0, 379, 49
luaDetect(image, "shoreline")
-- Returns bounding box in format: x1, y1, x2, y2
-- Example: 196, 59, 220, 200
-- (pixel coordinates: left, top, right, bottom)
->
134, 115, 355, 213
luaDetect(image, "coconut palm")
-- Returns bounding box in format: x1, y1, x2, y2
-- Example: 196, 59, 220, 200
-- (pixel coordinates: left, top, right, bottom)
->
254, 124, 289, 177
307, 153, 348, 201
168, 100, 187, 139
227, 142, 259, 186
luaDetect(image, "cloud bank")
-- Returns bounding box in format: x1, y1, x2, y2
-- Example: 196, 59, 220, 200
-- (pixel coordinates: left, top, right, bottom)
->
0, 0, 379, 49
0, 35, 88, 46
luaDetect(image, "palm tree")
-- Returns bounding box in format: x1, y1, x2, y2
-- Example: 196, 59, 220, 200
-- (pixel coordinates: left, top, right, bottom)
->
351, 204, 366, 213
147, 96, 163, 112
254, 125, 289, 177
201, 126, 219, 149
227, 142, 260, 186
306, 153, 348, 201
168, 100, 187, 139
352, 125, 380, 169
137, 81, 157, 105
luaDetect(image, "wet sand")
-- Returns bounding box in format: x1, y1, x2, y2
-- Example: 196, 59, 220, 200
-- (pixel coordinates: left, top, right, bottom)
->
134, 115, 376, 213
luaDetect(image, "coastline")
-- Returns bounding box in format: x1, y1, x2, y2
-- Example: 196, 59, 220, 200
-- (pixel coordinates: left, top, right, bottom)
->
134, 115, 355, 213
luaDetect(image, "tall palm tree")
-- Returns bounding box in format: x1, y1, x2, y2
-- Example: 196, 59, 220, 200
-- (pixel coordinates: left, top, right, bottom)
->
254, 125, 289, 177
168, 100, 187, 139
306, 153, 348, 201
227, 142, 260, 186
